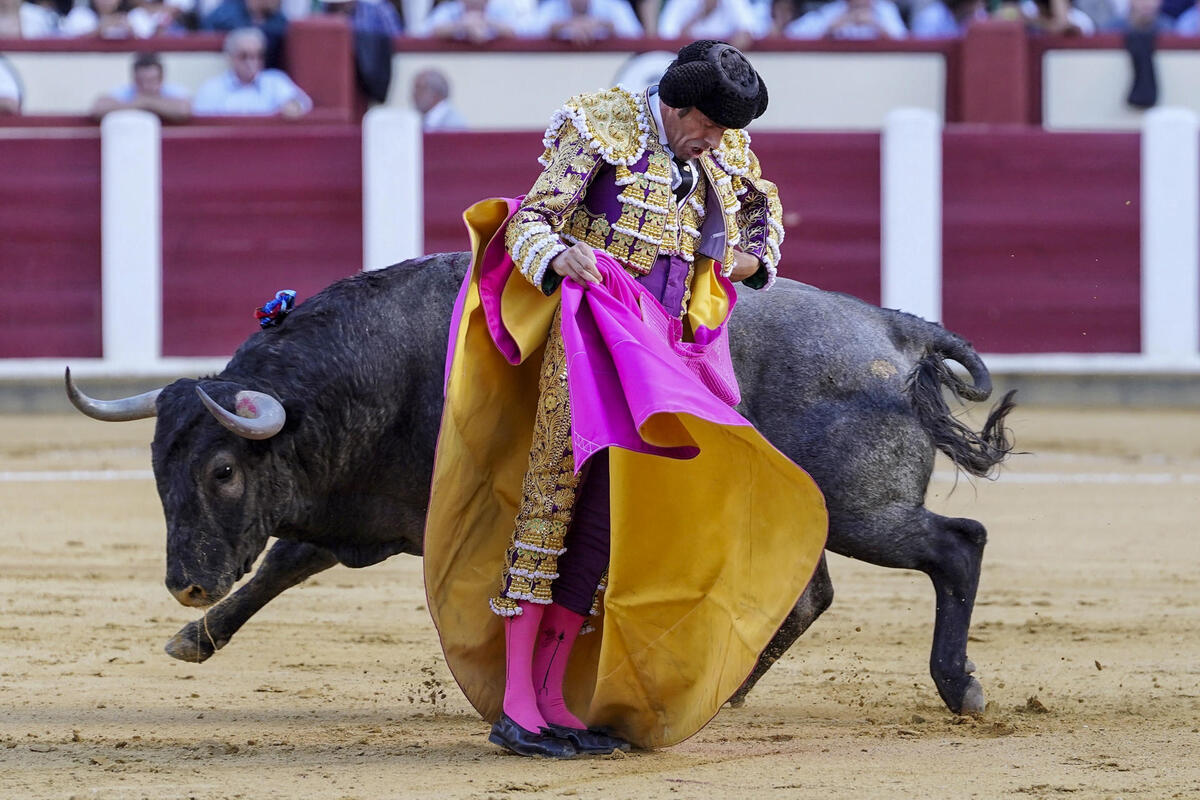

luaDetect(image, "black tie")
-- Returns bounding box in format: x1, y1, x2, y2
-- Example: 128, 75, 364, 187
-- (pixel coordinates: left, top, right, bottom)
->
673, 157, 695, 203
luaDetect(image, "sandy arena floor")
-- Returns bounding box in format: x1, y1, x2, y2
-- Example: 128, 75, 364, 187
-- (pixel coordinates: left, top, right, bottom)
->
1, 406, 1198, 799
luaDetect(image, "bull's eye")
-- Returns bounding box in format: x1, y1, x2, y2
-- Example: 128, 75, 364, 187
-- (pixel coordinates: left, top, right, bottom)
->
213, 465, 234, 482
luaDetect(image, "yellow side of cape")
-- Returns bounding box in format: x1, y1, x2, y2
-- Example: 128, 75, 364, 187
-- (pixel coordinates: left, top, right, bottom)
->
423, 198, 828, 748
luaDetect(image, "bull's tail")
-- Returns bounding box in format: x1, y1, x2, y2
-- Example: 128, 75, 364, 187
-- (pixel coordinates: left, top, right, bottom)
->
904, 328, 1016, 479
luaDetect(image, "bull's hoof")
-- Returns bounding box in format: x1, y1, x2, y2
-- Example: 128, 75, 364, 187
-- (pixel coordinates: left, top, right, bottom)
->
959, 676, 985, 716
726, 693, 747, 709
164, 622, 225, 663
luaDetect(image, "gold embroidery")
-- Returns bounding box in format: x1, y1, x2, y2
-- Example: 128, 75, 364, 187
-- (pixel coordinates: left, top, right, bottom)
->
491, 312, 582, 616
506, 123, 601, 282
564, 86, 647, 166
713, 129, 752, 177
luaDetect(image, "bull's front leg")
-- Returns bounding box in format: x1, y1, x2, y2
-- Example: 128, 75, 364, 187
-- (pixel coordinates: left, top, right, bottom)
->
165, 539, 339, 662
728, 555, 834, 707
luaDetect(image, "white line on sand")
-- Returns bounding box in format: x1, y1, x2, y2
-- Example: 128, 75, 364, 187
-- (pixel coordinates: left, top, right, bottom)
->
933, 470, 1200, 485
1, 468, 1197, 486
0, 469, 154, 483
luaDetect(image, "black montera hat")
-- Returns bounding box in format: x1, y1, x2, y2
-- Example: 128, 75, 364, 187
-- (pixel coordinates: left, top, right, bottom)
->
658, 40, 769, 130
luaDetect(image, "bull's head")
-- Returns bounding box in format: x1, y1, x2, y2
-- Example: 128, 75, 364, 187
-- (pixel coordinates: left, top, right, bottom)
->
66, 369, 286, 608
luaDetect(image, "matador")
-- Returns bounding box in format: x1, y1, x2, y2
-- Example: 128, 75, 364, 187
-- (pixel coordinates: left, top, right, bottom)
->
424, 40, 828, 758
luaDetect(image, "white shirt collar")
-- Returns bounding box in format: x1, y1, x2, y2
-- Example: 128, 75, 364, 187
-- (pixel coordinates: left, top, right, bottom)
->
647, 85, 698, 197
647, 85, 674, 154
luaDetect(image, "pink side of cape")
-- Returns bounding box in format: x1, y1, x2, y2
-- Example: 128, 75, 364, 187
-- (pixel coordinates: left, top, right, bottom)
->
446, 197, 750, 472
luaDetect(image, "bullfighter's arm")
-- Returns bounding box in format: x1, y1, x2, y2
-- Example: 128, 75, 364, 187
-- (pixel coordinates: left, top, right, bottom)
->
732, 146, 784, 290
505, 121, 604, 294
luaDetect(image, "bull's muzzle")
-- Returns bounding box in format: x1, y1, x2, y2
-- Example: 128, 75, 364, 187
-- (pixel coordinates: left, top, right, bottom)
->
170, 583, 215, 608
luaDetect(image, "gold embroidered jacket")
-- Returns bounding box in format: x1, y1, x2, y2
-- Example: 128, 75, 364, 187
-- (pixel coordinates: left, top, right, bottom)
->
504, 86, 784, 293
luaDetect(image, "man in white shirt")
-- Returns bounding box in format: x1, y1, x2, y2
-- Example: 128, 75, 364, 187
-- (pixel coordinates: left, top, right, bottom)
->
0, 55, 20, 115
412, 68, 468, 131
785, 0, 908, 38
533, 0, 645, 40
91, 52, 192, 122
657, 0, 770, 44
192, 27, 313, 117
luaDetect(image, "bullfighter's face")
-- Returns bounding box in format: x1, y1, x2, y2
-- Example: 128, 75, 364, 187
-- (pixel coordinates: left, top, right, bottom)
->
660, 102, 727, 160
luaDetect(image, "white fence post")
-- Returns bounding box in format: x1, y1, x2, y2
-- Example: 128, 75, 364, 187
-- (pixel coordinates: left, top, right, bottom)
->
1141, 107, 1200, 363
363, 107, 423, 271
101, 109, 161, 370
881, 108, 942, 322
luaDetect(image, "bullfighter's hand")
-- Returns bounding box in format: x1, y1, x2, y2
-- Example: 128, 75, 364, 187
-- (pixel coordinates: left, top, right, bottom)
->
551, 242, 603, 286
728, 249, 762, 282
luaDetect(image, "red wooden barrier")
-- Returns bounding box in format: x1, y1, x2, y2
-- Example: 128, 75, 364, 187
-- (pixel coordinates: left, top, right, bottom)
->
942, 128, 1141, 353
0, 131, 103, 358
753, 132, 882, 304
160, 125, 363, 357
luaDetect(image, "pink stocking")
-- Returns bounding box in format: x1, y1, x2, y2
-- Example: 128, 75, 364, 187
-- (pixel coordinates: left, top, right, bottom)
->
502, 601, 549, 733
532, 603, 588, 729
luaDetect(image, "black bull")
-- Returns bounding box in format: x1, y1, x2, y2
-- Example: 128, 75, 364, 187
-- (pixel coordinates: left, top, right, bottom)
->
67, 251, 1014, 716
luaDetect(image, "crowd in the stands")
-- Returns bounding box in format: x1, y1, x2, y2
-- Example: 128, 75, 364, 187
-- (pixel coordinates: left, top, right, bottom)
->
0, 0, 1193, 43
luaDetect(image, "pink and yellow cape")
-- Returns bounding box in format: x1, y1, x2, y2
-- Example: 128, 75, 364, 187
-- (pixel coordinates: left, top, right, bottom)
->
423, 198, 828, 748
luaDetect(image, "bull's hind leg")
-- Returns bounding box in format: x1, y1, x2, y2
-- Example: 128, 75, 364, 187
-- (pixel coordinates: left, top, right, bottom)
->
165, 539, 339, 662
830, 506, 987, 715
728, 555, 834, 707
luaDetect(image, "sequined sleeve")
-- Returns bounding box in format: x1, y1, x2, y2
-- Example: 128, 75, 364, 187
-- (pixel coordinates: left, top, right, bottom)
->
733, 147, 783, 291
505, 121, 604, 291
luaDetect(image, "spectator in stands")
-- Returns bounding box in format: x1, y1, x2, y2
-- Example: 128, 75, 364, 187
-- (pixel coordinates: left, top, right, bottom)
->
533, 0, 644, 41
90, 52, 191, 122
1095, 0, 1167, 29
657, 0, 769, 47
0, 0, 59, 36
321, 0, 401, 104
0, 55, 21, 114
784, 0, 907, 38
321, 0, 403, 35
412, 67, 468, 129
130, 0, 194, 34
635, 0, 660, 35
1159, 0, 1191, 23
1173, 0, 1200, 31
203, 0, 289, 70
61, 0, 171, 37
1022, 0, 1096, 34
192, 27, 313, 116
417, 0, 531, 40
910, 0, 986, 36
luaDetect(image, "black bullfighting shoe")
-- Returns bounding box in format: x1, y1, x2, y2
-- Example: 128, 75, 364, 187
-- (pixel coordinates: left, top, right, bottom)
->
544, 723, 632, 755
488, 713, 577, 758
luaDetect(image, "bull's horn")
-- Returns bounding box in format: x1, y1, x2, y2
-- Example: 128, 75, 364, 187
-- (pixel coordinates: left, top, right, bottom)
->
64, 367, 161, 421
196, 386, 286, 440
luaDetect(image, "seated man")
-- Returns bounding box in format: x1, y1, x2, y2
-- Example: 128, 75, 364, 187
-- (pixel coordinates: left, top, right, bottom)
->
533, 0, 644, 42
0, 0, 59, 37
657, 0, 770, 48
90, 52, 191, 122
785, 0, 908, 38
411, 67, 468, 130
203, 0, 289, 69
321, 0, 403, 35
192, 27, 313, 117
417, 0, 531, 41
0, 55, 20, 115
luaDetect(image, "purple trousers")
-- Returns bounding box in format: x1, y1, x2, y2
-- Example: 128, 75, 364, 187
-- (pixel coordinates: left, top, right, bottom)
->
551, 254, 692, 616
